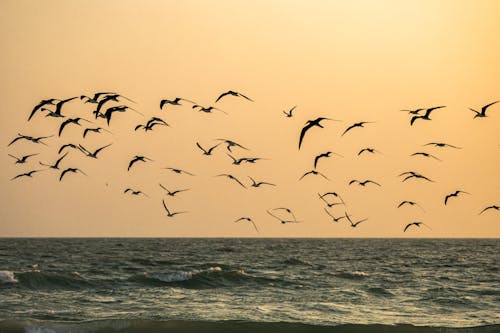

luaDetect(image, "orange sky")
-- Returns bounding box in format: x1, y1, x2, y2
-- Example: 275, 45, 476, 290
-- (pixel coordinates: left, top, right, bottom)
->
1, 0, 499, 237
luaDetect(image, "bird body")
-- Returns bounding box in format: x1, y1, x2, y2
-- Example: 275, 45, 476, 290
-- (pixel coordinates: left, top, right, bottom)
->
444, 190, 470, 205
469, 101, 498, 118
410, 106, 445, 126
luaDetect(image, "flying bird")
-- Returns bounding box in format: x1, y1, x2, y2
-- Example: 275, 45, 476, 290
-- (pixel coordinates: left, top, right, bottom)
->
124, 188, 149, 197
358, 147, 382, 156
160, 97, 196, 109
196, 142, 220, 156
345, 213, 368, 228
341, 122, 374, 136
135, 117, 169, 131
58, 143, 81, 155
162, 199, 187, 217
104, 105, 143, 125
299, 170, 330, 181
469, 101, 498, 119
215, 90, 253, 103
479, 205, 499, 215
400, 108, 424, 115
58, 117, 91, 137
59, 168, 86, 181
349, 179, 381, 187
192, 105, 227, 114
423, 142, 461, 149
267, 209, 301, 224
215, 174, 246, 188
404, 221, 431, 232
8, 153, 38, 164
11, 170, 42, 180
283, 105, 297, 118
217, 139, 248, 152
248, 176, 276, 188
128, 155, 153, 171
159, 183, 189, 197
83, 127, 112, 138
235, 217, 259, 233
164, 167, 195, 176
397, 201, 425, 212
78, 143, 112, 159
8, 134, 53, 147
410, 106, 445, 126
444, 190, 470, 205
313, 151, 343, 169
28, 98, 60, 121
400, 171, 434, 182
318, 193, 344, 208
80, 92, 116, 104
39, 153, 68, 170
324, 209, 349, 222
410, 152, 441, 161
298, 117, 336, 149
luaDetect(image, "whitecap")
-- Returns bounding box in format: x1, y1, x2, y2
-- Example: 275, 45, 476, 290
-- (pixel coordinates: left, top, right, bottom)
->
0, 270, 18, 284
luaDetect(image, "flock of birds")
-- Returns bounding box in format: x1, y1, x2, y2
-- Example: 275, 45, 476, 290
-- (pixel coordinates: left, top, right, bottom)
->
6, 91, 500, 234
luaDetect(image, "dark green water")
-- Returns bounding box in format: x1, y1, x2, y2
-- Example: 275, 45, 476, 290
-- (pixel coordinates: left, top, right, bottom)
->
0, 238, 498, 332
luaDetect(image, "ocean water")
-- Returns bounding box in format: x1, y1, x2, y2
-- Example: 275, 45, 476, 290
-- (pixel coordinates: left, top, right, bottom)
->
0, 238, 498, 333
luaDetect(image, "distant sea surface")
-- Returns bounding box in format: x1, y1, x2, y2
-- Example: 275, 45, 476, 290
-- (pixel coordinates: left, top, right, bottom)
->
0, 238, 499, 333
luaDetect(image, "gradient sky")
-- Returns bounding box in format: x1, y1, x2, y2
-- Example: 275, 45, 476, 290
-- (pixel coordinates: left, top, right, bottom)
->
1, 0, 499, 237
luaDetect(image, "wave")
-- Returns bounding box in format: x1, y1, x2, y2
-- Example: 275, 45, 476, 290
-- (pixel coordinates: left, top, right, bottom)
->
283, 257, 312, 266
0, 271, 18, 284
129, 266, 276, 288
334, 271, 370, 280
14, 271, 91, 289
0, 320, 497, 333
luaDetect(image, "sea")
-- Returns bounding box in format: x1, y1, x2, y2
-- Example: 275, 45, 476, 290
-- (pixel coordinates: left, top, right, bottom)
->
0, 238, 498, 333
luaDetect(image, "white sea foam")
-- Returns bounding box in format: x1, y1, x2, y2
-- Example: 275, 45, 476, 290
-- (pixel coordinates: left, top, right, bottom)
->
150, 266, 223, 283
0, 270, 18, 284
352, 271, 369, 277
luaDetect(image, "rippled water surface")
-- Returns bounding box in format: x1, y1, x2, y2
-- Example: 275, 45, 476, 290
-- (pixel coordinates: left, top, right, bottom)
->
0, 238, 498, 332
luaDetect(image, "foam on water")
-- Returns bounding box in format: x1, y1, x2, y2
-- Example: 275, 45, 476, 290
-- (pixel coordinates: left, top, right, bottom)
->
0, 271, 18, 284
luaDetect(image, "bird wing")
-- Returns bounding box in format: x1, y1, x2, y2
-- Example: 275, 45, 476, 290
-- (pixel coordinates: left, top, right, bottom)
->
348, 180, 358, 185
298, 122, 313, 149
54, 153, 68, 168
482, 100, 499, 114
233, 176, 246, 188
128, 158, 138, 171
93, 143, 112, 157
367, 180, 381, 186
299, 171, 311, 180
162, 199, 171, 215
341, 124, 358, 136
215, 91, 230, 103
196, 142, 207, 153
425, 106, 445, 116
28, 102, 47, 121
8, 135, 25, 147
403, 223, 413, 232
444, 194, 452, 205
410, 115, 421, 126
59, 169, 71, 181
58, 119, 72, 137
318, 172, 330, 180
237, 92, 253, 101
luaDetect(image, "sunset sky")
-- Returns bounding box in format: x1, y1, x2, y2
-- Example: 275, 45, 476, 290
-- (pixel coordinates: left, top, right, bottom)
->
1, 0, 499, 237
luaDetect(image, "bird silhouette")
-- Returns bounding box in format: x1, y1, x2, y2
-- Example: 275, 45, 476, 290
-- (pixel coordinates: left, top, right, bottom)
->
400, 108, 424, 115
215, 174, 246, 188
423, 142, 461, 149
59, 168, 86, 181
299, 170, 330, 181
162, 199, 187, 217
235, 217, 259, 233
248, 176, 276, 188
127, 155, 153, 171
217, 139, 248, 152
298, 117, 335, 149
444, 190, 470, 205
80, 92, 116, 104
58, 143, 81, 155
397, 201, 425, 212
349, 179, 381, 187
78, 143, 112, 159
196, 142, 221, 156
267, 209, 301, 224
404, 222, 431, 232
58, 118, 91, 137
159, 183, 189, 197
400, 171, 433, 182
124, 188, 149, 197
28, 98, 60, 121
358, 147, 382, 156
39, 153, 68, 170
164, 167, 195, 176
324, 209, 349, 222
318, 193, 344, 208
345, 213, 368, 228
319, 192, 345, 205
469, 101, 498, 119
8, 153, 38, 164
410, 106, 445, 126
8, 134, 53, 147
410, 152, 441, 161
160, 97, 196, 109
215, 90, 253, 103
192, 105, 227, 114
341, 121, 374, 136
283, 105, 297, 118
313, 151, 343, 169
104, 105, 143, 125
135, 117, 169, 131
11, 170, 42, 180
479, 205, 499, 214
83, 127, 112, 138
